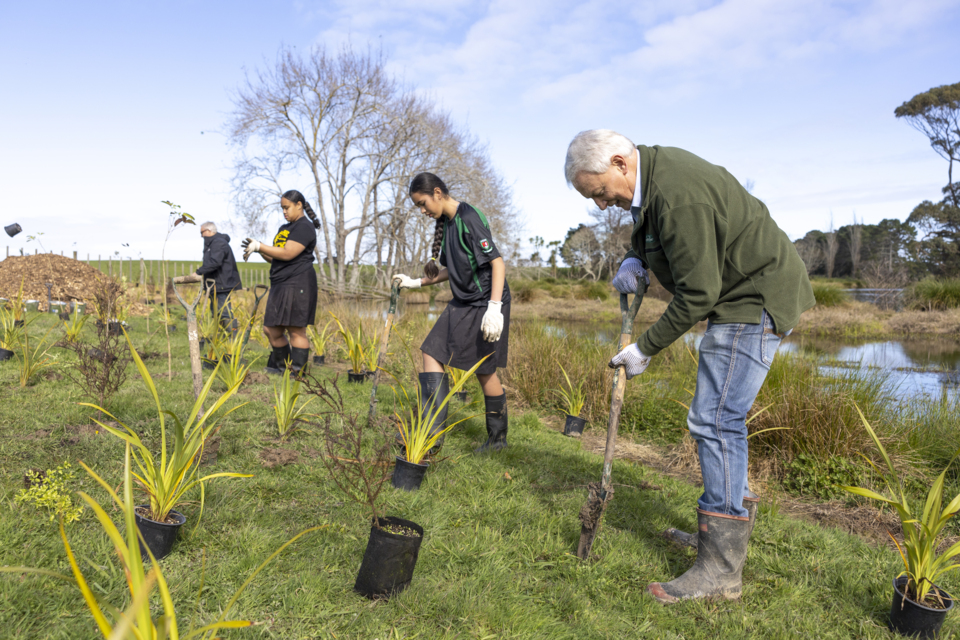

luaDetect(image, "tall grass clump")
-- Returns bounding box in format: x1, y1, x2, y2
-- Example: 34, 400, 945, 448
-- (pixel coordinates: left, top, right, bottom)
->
749, 352, 895, 465
895, 393, 960, 473
906, 277, 960, 310
811, 282, 848, 307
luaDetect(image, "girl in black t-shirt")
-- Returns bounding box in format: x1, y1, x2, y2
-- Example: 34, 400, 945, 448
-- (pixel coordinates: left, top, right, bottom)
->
241, 189, 320, 375
393, 173, 512, 454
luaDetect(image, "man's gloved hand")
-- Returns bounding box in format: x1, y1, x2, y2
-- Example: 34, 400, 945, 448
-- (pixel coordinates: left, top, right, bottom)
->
611, 257, 649, 294
392, 274, 422, 289
241, 238, 261, 262
481, 300, 504, 342
608, 342, 651, 380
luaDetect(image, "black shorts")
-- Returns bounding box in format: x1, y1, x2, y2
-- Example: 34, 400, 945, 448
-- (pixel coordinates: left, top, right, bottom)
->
421, 299, 509, 376
263, 269, 317, 328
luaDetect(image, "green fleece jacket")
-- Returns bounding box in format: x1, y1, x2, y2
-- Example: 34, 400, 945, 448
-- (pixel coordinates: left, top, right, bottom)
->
627, 145, 814, 357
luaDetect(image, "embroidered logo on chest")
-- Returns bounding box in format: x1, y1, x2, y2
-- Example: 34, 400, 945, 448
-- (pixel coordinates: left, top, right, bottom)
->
479, 238, 492, 253
645, 234, 655, 245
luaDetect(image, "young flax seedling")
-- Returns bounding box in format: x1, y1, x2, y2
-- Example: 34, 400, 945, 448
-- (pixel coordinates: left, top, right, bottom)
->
61, 310, 89, 343
552, 362, 586, 418
15, 325, 58, 387
307, 320, 336, 359
274, 366, 315, 440
215, 318, 260, 388
331, 312, 368, 375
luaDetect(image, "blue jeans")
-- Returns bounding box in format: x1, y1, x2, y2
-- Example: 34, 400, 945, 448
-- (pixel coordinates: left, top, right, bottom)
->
688, 310, 785, 518
211, 292, 238, 332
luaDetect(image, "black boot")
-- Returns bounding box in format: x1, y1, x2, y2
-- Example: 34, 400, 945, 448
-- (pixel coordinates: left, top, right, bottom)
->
648, 509, 752, 604
421, 372, 449, 447
266, 344, 290, 375
290, 347, 310, 376
474, 393, 507, 453
663, 490, 759, 549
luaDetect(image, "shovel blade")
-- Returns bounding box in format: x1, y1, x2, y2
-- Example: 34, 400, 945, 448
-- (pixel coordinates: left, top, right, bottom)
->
577, 481, 614, 559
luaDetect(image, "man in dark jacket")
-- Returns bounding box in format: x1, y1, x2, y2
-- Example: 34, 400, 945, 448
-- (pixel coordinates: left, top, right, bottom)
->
196, 222, 242, 330
565, 129, 814, 605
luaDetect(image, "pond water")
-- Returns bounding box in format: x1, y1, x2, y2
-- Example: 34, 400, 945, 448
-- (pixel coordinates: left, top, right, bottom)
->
354, 299, 960, 402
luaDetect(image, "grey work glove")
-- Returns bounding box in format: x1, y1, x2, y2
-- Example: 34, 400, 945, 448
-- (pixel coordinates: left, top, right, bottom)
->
608, 342, 651, 380
611, 257, 649, 294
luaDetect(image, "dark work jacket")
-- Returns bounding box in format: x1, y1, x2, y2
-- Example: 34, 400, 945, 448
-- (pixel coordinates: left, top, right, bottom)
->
196, 233, 242, 293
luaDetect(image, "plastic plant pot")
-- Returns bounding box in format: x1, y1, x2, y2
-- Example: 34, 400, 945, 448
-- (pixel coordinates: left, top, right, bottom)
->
365, 370, 377, 380
564, 414, 587, 437
391, 456, 429, 492
135, 506, 186, 561
49, 302, 67, 315
201, 358, 217, 371
166, 324, 177, 332
0, 348, 13, 362
455, 390, 468, 403
312, 354, 325, 365
25, 300, 39, 313
890, 576, 954, 638
354, 516, 424, 599
4, 223, 22, 237
14, 320, 24, 328
108, 322, 122, 336
348, 371, 366, 383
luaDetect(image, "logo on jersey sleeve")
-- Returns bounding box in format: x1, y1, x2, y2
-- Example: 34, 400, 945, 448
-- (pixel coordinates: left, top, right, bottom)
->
479, 238, 492, 253
274, 230, 290, 248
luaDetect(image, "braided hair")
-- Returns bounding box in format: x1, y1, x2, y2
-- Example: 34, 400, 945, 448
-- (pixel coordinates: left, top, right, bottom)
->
281, 189, 321, 229
410, 173, 449, 279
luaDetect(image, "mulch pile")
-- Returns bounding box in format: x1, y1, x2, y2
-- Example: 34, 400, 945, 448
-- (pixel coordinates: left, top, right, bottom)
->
0, 254, 150, 315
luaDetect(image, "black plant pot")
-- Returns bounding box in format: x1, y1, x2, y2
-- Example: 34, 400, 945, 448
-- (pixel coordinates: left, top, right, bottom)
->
166, 324, 177, 332
312, 354, 325, 365
87, 348, 116, 364
14, 320, 23, 328
201, 358, 217, 370
392, 456, 429, 492
199, 338, 207, 351
108, 322, 122, 336
455, 390, 468, 403
58, 312, 70, 321
365, 370, 377, 380
348, 371, 366, 383
564, 414, 587, 437
0, 348, 13, 362
135, 506, 186, 561
890, 576, 954, 638
354, 516, 424, 599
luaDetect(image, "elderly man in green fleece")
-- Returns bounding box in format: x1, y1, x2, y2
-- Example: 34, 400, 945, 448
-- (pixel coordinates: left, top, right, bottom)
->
565, 130, 814, 604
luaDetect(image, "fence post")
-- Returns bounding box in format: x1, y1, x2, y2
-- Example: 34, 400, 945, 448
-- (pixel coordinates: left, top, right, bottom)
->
73, 251, 77, 260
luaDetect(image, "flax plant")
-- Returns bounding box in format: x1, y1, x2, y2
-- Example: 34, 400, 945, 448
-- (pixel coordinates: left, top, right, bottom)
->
1, 443, 322, 640
331, 312, 367, 374
391, 356, 489, 465
82, 331, 251, 525
841, 405, 960, 607
274, 367, 315, 440
215, 320, 259, 389
15, 325, 58, 387
307, 320, 336, 357
552, 363, 586, 418
61, 310, 89, 342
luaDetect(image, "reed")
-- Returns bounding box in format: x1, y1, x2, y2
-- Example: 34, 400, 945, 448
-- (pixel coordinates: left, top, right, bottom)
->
811, 282, 848, 307
906, 278, 960, 311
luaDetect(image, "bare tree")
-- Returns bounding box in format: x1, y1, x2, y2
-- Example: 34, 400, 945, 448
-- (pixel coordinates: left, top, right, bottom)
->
822, 215, 839, 278
849, 213, 863, 278
589, 207, 632, 279
795, 236, 824, 275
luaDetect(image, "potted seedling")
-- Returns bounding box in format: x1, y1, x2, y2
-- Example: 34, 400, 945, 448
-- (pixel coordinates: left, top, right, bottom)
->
152, 305, 177, 332
447, 366, 472, 403
362, 328, 382, 379
10, 279, 26, 327
300, 374, 424, 598
307, 320, 335, 365
1, 442, 322, 639
332, 313, 368, 383
82, 332, 252, 560
0, 304, 23, 361
61, 309, 90, 343
390, 356, 488, 491
841, 406, 959, 638
554, 363, 587, 437
274, 366, 315, 441
15, 325, 58, 387
214, 319, 259, 389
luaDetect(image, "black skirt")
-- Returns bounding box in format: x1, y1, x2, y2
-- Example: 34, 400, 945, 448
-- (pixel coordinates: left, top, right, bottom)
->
421, 300, 510, 375
263, 269, 317, 328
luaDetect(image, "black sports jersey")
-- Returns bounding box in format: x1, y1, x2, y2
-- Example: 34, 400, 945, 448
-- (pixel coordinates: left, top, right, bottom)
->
439, 202, 511, 306
269, 216, 317, 284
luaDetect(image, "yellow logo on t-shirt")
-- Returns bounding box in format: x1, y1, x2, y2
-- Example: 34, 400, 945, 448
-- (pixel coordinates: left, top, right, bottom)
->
274, 230, 289, 248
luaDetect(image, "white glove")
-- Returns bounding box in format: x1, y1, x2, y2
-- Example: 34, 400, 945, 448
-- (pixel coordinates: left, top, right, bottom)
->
481, 300, 504, 342
392, 274, 422, 289
241, 238, 261, 262
609, 342, 651, 380
611, 257, 649, 294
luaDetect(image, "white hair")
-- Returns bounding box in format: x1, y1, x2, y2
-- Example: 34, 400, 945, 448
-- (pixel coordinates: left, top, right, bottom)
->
564, 129, 636, 186
200, 221, 217, 233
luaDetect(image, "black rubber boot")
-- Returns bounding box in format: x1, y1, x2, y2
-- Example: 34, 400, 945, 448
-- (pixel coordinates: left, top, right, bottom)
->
266, 344, 290, 376
474, 393, 508, 453
290, 347, 310, 376
648, 509, 751, 604
663, 490, 759, 549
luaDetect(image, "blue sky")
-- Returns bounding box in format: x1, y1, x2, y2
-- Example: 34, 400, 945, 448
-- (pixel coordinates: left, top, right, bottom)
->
1, 0, 957, 261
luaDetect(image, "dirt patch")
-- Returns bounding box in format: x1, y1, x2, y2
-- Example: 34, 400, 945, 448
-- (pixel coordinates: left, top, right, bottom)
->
242, 371, 269, 386
24, 429, 52, 441
0, 254, 147, 314
259, 448, 299, 468
200, 435, 221, 466
65, 424, 101, 437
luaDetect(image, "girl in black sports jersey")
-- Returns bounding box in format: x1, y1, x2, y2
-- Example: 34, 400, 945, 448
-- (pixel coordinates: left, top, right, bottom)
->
393, 173, 511, 453
241, 189, 320, 375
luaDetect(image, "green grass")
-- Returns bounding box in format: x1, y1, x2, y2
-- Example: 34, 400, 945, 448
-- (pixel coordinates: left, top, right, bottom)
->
906, 278, 960, 310
811, 282, 849, 307
1, 312, 958, 638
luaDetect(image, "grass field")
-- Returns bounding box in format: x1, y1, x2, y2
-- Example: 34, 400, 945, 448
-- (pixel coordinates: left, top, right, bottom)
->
0, 308, 958, 638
